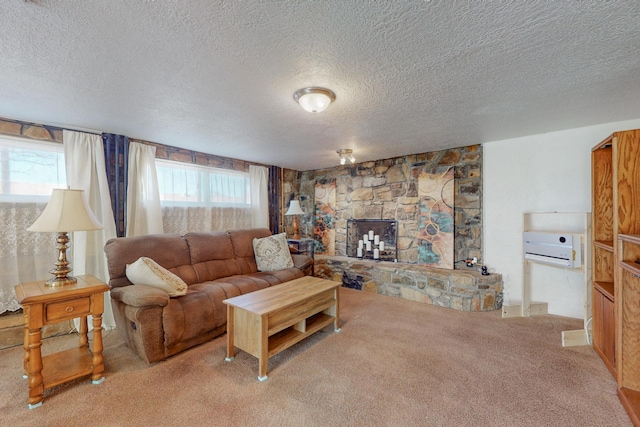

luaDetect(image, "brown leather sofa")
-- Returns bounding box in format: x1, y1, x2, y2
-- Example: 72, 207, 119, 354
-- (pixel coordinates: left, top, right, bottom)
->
104, 228, 314, 363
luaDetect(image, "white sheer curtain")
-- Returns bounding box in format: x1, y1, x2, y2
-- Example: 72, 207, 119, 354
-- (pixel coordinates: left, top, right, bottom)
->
0, 202, 55, 313
250, 165, 269, 228
63, 130, 117, 330
162, 206, 251, 234
126, 141, 163, 236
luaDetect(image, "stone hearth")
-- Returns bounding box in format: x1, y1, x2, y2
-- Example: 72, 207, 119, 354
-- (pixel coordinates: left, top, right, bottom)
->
315, 255, 503, 312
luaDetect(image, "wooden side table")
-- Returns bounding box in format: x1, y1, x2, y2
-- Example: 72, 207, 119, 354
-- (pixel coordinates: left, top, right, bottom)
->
14, 275, 110, 409
287, 238, 315, 258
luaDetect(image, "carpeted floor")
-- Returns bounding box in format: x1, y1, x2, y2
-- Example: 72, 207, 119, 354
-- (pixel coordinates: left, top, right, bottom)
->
0, 287, 631, 426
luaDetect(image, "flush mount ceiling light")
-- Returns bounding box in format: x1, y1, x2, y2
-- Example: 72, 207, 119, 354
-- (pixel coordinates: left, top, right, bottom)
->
337, 149, 356, 165
293, 87, 336, 113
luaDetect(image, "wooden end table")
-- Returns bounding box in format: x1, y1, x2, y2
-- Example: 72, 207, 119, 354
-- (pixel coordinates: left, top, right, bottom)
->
223, 276, 340, 381
14, 275, 110, 409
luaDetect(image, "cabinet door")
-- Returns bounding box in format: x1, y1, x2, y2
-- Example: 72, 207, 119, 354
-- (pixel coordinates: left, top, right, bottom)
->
593, 287, 616, 375
592, 288, 604, 355
601, 294, 616, 369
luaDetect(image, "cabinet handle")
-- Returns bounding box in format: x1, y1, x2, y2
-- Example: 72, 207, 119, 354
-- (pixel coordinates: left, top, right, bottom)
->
66, 306, 74, 313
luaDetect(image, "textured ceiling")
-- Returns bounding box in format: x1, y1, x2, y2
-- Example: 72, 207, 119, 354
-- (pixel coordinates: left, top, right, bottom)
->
1, 1, 639, 170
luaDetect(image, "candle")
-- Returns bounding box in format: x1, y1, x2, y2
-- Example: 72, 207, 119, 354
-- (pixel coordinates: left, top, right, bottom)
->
358, 239, 363, 249
373, 248, 379, 259
363, 234, 369, 243
357, 247, 363, 258
368, 230, 374, 240
379, 241, 385, 251
374, 235, 379, 245
366, 241, 372, 251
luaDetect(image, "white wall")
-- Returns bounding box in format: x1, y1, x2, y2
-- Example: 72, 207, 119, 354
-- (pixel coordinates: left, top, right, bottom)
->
483, 118, 640, 319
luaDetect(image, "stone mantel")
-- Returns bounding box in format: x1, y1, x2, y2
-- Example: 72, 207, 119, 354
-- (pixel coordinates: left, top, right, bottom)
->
314, 255, 503, 312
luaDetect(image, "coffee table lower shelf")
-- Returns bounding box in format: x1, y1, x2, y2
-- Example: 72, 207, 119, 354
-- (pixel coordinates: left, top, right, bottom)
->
268, 312, 337, 357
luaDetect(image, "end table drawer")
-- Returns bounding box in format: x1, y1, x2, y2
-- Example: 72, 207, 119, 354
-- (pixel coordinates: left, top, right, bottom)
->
46, 297, 91, 322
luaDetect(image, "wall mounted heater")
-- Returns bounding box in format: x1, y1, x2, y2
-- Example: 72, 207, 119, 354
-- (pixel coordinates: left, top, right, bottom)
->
523, 231, 582, 268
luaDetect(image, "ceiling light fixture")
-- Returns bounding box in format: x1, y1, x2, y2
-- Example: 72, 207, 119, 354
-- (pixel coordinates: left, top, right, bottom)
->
337, 149, 356, 165
293, 87, 336, 113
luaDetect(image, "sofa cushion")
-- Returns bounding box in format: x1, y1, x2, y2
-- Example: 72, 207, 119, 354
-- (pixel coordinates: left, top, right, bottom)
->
252, 232, 294, 272
126, 257, 188, 297
184, 232, 242, 281
228, 228, 272, 274
105, 234, 193, 288
248, 268, 304, 284
212, 275, 272, 294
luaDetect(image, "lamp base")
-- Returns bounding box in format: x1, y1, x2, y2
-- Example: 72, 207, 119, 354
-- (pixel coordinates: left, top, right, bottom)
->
292, 216, 300, 240
45, 231, 77, 287
45, 275, 78, 287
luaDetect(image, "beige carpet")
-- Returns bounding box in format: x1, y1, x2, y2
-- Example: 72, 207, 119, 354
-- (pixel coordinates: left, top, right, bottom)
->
0, 287, 631, 426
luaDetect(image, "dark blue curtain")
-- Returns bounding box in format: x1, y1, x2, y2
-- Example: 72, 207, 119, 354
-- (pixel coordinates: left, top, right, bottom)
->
268, 165, 281, 234
102, 134, 129, 237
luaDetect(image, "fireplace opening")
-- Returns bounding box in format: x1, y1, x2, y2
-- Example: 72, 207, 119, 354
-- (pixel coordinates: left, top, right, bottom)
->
346, 219, 398, 261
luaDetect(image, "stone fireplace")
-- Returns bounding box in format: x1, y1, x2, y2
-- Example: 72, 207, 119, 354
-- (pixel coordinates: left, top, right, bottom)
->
346, 219, 398, 262
282, 145, 503, 312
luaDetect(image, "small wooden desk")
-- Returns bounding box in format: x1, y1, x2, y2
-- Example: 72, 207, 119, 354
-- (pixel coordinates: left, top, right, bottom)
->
224, 276, 340, 381
14, 275, 109, 409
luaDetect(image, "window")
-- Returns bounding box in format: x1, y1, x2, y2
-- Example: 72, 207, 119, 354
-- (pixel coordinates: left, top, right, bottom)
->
0, 136, 66, 202
0, 135, 67, 314
156, 159, 250, 207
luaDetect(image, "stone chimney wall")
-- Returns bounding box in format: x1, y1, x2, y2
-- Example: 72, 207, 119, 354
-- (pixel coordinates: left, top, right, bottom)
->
283, 144, 482, 267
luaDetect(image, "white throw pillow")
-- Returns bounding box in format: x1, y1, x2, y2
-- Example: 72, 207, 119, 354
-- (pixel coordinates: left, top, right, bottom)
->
253, 232, 294, 272
125, 257, 188, 297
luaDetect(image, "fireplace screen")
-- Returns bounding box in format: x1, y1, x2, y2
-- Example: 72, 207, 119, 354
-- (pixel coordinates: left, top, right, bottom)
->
346, 219, 398, 261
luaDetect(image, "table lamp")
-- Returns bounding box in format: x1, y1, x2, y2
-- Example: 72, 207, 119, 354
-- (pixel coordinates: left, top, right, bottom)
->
27, 188, 103, 287
285, 199, 305, 240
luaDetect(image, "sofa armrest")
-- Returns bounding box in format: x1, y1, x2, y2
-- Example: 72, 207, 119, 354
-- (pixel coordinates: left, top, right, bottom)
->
110, 284, 170, 308
291, 254, 314, 274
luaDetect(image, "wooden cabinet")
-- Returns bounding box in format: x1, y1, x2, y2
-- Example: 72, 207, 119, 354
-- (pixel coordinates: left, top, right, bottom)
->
591, 129, 640, 425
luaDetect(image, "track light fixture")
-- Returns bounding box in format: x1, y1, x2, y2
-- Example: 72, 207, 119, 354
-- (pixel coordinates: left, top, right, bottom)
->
337, 149, 356, 165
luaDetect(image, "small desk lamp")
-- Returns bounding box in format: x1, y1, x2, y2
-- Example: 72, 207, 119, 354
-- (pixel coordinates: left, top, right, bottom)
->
285, 200, 305, 240
28, 188, 103, 287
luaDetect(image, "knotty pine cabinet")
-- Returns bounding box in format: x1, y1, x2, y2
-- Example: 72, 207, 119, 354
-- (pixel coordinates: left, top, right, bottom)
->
591, 129, 640, 425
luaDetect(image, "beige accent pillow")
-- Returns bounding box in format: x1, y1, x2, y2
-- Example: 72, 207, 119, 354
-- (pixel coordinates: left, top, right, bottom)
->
125, 257, 188, 297
253, 232, 294, 272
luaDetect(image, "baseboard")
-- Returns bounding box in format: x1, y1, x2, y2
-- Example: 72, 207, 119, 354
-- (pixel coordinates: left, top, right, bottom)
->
502, 304, 522, 318
561, 329, 591, 347
528, 302, 548, 316
501, 302, 548, 318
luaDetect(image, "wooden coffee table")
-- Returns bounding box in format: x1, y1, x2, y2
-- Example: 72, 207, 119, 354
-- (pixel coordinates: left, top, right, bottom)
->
223, 276, 341, 381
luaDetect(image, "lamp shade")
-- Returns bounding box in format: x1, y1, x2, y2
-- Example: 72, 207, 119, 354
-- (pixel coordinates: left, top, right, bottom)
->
28, 188, 103, 232
285, 200, 305, 216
